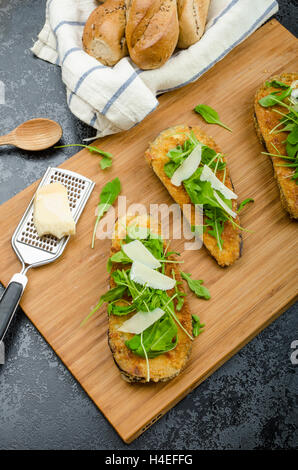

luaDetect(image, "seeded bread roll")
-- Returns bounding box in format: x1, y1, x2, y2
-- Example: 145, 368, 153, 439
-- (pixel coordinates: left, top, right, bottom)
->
82, 0, 128, 67
177, 0, 210, 49
125, 0, 179, 70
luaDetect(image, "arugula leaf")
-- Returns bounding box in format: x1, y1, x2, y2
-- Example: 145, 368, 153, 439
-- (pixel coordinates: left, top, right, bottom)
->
111, 268, 130, 285
55, 144, 113, 170
194, 104, 232, 132
265, 100, 298, 183
143, 236, 164, 260
181, 272, 211, 300
237, 198, 254, 213
107, 249, 131, 272
101, 285, 127, 303
287, 124, 298, 145
91, 177, 121, 248
286, 141, 298, 159
205, 207, 226, 251
183, 170, 233, 250
192, 315, 205, 337
163, 134, 233, 250
125, 314, 178, 358
172, 269, 186, 311
258, 87, 292, 107
107, 232, 166, 274
108, 302, 135, 316
184, 173, 231, 210
201, 146, 226, 171
277, 122, 295, 133
265, 80, 290, 89
81, 285, 127, 325
99, 155, 113, 169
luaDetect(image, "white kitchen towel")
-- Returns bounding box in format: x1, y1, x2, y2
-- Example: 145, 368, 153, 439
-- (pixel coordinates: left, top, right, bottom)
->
32, 0, 278, 137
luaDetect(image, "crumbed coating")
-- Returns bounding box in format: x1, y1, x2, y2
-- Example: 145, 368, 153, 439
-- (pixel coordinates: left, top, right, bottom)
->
254, 73, 298, 219
145, 125, 241, 267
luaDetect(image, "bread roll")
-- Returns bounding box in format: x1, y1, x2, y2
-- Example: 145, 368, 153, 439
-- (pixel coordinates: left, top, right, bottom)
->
125, 0, 179, 70
177, 0, 210, 49
83, 0, 128, 66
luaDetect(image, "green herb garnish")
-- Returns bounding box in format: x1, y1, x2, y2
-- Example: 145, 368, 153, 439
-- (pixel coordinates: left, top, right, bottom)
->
107, 249, 131, 272
237, 198, 254, 213
172, 269, 186, 311
265, 80, 290, 89
164, 132, 225, 179
164, 132, 251, 249
108, 266, 193, 341
81, 285, 127, 325
181, 272, 211, 300
91, 177, 121, 248
258, 87, 292, 108
194, 104, 232, 132
84, 232, 214, 382
55, 144, 113, 169
192, 315, 205, 337
126, 314, 178, 359
259, 83, 298, 184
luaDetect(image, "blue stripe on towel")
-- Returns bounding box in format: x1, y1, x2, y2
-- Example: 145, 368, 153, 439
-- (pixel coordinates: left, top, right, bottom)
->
142, 102, 158, 120
68, 65, 106, 105
121, 102, 159, 130
53, 21, 85, 34
90, 113, 97, 127
156, 1, 277, 94
101, 71, 138, 115
74, 65, 106, 93
209, 0, 240, 28
62, 47, 81, 65
47, 0, 54, 10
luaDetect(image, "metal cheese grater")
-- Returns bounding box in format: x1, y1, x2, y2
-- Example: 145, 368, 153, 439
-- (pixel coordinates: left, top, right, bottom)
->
0, 167, 95, 342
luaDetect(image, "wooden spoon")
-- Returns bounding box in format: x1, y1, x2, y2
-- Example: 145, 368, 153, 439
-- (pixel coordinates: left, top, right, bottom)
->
0, 118, 63, 151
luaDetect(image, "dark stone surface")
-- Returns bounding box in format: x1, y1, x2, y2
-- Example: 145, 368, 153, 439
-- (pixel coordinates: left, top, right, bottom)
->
0, 0, 297, 450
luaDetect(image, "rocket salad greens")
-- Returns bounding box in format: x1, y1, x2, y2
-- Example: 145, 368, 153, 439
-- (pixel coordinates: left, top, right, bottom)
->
259, 80, 298, 184
83, 228, 210, 380
164, 131, 253, 250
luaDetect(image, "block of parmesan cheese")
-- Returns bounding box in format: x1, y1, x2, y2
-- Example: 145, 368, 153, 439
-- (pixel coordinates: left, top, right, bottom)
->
33, 182, 76, 239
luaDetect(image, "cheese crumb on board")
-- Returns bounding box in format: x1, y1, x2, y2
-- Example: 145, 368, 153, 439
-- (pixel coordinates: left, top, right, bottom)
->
33, 182, 76, 239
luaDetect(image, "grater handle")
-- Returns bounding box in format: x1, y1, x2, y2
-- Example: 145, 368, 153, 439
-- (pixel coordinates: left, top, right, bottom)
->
0, 274, 28, 342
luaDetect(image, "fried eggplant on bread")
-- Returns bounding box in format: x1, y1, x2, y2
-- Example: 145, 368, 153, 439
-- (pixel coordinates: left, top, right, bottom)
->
107, 215, 193, 383
254, 73, 298, 219
145, 125, 248, 267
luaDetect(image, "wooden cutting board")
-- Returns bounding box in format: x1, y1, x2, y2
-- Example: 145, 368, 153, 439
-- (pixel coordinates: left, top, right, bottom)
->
0, 20, 297, 443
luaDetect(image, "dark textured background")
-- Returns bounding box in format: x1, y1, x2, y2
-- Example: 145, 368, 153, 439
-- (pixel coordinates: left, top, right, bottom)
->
0, 0, 297, 450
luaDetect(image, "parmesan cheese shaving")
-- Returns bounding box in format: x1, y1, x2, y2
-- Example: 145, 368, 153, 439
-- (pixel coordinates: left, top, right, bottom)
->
171, 144, 202, 187
117, 308, 165, 334
200, 165, 237, 200
122, 240, 161, 269
130, 261, 176, 291
213, 191, 237, 219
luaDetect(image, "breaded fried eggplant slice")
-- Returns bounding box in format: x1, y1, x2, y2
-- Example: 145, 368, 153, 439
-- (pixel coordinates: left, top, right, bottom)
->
254, 73, 298, 219
145, 125, 242, 267
108, 215, 193, 383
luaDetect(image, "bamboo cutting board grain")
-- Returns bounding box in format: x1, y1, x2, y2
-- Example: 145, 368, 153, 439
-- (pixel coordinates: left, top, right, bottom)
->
0, 20, 297, 443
